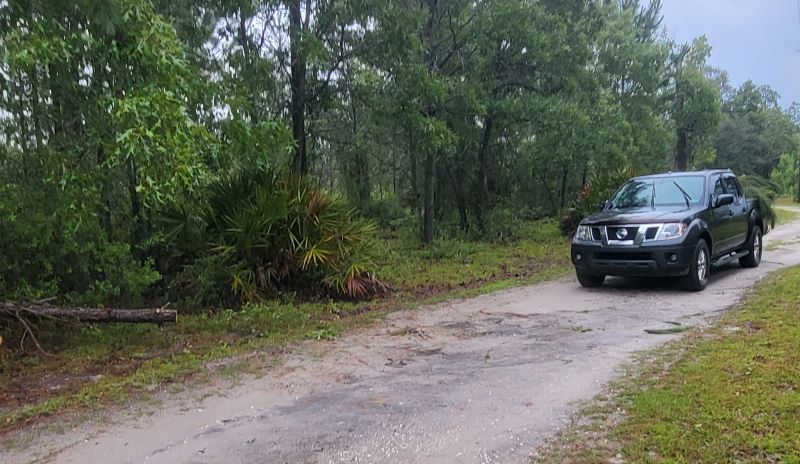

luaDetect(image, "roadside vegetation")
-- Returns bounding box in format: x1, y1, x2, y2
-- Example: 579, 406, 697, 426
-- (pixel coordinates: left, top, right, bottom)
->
1, 0, 799, 438
535, 266, 800, 463
776, 206, 800, 226
0, 219, 569, 431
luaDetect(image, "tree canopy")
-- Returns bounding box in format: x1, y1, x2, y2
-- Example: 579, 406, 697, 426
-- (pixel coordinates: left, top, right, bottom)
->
1, 0, 798, 306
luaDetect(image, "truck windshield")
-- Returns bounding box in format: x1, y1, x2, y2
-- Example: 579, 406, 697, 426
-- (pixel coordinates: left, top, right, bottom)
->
610, 176, 705, 209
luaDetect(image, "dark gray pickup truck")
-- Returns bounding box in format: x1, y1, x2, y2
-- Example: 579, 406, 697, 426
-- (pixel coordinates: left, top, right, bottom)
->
571, 169, 766, 291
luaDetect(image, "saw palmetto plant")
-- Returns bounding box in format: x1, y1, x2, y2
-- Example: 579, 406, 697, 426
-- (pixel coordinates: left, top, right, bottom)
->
164, 168, 385, 303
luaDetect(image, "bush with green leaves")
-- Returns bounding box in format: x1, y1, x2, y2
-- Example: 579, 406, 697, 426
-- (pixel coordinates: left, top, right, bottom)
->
164, 169, 384, 304
560, 166, 635, 236
770, 153, 798, 199
738, 175, 778, 230
360, 198, 412, 230
0, 150, 160, 306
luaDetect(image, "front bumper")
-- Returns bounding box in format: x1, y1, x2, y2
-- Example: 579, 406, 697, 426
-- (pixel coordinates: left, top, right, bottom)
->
571, 241, 695, 277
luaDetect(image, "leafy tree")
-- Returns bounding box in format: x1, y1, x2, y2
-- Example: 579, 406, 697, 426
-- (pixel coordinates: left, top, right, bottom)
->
713, 82, 800, 179
0, 0, 214, 304
667, 38, 722, 171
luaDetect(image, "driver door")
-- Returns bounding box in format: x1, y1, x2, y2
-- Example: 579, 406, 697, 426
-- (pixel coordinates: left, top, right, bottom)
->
709, 175, 734, 255
723, 175, 748, 249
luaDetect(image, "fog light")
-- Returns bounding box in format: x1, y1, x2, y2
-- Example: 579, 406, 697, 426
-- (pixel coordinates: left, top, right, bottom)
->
575, 253, 583, 261
668, 253, 678, 262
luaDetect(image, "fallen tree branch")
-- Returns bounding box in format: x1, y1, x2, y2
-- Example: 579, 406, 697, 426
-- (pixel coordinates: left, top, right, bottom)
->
0, 302, 178, 324
13, 311, 53, 356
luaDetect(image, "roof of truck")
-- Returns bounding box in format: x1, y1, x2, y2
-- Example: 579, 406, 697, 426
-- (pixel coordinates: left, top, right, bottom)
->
634, 169, 733, 180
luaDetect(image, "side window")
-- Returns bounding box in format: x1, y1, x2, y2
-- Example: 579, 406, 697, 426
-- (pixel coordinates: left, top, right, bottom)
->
723, 176, 741, 200
713, 178, 724, 196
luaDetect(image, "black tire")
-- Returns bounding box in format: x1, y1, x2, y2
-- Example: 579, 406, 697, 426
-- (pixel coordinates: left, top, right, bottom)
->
739, 225, 762, 268
681, 239, 710, 292
577, 273, 605, 288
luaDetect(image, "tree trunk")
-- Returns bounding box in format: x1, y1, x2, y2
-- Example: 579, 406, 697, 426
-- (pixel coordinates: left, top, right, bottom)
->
796, 156, 800, 203
1, 302, 177, 324
673, 90, 689, 171
474, 115, 493, 232
350, 95, 370, 206
127, 158, 145, 256
559, 164, 569, 209
98, 147, 113, 241
444, 160, 469, 232
237, 1, 259, 124
536, 170, 558, 213
674, 128, 689, 171
580, 162, 588, 191
423, 151, 436, 243
289, 0, 307, 174
408, 132, 420, 217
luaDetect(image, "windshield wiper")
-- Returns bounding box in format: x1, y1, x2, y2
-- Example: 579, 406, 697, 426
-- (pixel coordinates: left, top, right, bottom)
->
673, 181, 692, 208
650, 182, 656, 210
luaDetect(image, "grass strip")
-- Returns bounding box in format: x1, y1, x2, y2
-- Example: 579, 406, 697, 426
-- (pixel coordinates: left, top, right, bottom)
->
536, 265, 800, 463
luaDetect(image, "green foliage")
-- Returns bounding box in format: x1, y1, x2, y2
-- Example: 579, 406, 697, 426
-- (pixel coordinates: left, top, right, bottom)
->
0, 150, 160, 305
714, 81, 800, 178
166, 169, 383, 303
1, 0, 793, 309
0, 0, 214, 305
669, 38, 723, 170
418, 238, 479, 261
1, 217, 570, 427
613, 267, 800, 463
560, 166, 636, 236
360, 198, 412, 230
738, 175, 779, 229
770, 153, 798, 196
534, 266, 800, 463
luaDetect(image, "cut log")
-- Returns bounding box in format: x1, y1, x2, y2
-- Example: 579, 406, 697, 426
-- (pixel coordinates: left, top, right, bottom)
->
0, 302, 177, 324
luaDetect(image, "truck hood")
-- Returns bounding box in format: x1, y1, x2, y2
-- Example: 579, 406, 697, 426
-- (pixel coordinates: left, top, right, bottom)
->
581, 205, 703, 225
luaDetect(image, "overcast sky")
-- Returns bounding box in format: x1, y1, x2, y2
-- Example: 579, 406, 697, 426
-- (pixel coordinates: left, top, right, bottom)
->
659, 0, 800, 107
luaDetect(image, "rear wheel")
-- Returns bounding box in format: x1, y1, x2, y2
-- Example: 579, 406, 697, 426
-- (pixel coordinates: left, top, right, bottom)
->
577, 273, 605, 288
681, 239, 709, 292
739, 225, 762, 268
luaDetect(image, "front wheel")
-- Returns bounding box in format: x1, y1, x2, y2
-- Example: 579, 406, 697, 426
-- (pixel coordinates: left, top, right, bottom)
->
681, 239, 710, 292
739, 225, 762, 268
577, 272, 605, 288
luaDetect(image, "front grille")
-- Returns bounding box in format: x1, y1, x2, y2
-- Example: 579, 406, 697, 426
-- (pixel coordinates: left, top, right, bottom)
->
606, 226, 639, 241
595, 252, 652, 261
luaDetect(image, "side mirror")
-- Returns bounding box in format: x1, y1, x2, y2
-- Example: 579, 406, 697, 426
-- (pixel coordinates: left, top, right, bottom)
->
599, 200, 610, 210
714, 194, 735, 208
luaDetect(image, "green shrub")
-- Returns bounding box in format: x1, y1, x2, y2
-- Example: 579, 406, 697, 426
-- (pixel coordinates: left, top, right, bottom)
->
560, 166, 634, 236
0, 162, 160, 306
769, 153, 798, 197
419, 237, 479, 261
360, 198, 412, 229
479, 208, 522, 244
739, 175, 778, 229
163, 169, 385, 304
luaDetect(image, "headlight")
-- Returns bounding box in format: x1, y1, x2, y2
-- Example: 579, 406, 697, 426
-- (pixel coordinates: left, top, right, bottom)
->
657, 223, 688, 241
574, 225, 592, 241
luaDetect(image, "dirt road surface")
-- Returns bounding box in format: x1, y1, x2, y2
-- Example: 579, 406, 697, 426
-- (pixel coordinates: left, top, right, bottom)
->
7, 211, 800, 464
